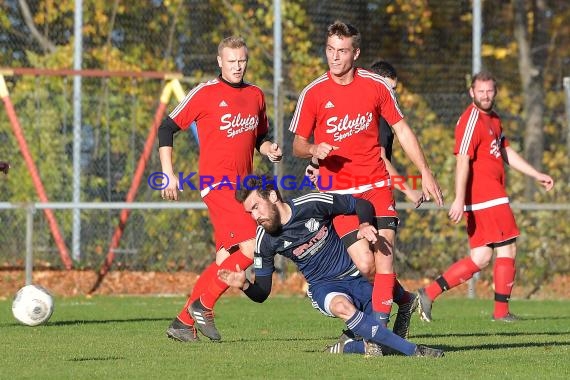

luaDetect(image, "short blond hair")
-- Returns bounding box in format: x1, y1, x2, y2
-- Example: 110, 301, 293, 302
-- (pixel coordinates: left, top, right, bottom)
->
218, 36, 247, 56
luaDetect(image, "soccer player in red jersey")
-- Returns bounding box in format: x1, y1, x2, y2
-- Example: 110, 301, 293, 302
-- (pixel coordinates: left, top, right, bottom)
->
158, 36, 282, 342
416, 71, 554, 322
303, 59, 425, 339
290, 21, 443, 332
305, 60, 424, 208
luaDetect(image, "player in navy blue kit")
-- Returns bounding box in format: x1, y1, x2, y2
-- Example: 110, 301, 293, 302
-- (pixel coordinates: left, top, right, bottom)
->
218, 175, 443, 357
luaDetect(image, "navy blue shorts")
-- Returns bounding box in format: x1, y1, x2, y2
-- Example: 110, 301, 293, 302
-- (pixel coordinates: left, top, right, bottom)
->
307, 275, 373, 317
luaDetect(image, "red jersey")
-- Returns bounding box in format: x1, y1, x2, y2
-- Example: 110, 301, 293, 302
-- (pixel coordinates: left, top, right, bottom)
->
289, 68, 403, 192
454, 103, 510, 208
169, 78, 269, 187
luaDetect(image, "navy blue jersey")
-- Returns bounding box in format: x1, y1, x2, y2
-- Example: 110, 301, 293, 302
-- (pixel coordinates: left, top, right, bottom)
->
253, 193, 359, 285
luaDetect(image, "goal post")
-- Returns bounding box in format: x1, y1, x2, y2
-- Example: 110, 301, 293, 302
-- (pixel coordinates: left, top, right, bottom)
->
0, 68, 183, 273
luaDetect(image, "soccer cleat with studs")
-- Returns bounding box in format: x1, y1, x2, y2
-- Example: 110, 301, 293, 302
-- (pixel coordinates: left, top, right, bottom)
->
324, 336, 353, 354
492, 313, 520, 322
363, 340, 384, 357
393, 292, 419, 339
166, 318, 200, 342
414, 345, 444, 358
188, 299, 221, 341
417, 288, 433, 322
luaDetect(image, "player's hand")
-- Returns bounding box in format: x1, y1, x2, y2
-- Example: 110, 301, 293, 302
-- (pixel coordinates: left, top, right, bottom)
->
267, 143, 283, 163
356, 223, 378, 244
311, 143, 339, 160
405, 189, 425, 208
304, 164, 319, 185
217, 265, 247, 289
535, 173, 554, 191
420, 169, 444, 207
161, 171, 180, 201
448, 199, 464, 224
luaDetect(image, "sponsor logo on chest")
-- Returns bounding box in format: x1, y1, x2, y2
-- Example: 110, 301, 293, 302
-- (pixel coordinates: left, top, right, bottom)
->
220, 112, 259, 138
325, 112, 374, 142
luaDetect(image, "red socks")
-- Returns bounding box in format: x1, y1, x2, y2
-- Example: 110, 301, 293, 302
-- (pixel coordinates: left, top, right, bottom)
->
425, 257, 480, 300
493, 257, 516, 318
200, 250, 253, 309
176, 250, 254, 324
176, 261, 220, 326
372, 273, 396, 314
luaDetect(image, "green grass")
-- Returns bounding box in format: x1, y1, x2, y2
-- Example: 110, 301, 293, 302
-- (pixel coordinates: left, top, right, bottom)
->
1, 295, 569, 379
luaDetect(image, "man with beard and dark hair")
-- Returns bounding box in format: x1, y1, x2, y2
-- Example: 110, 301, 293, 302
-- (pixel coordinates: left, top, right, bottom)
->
416, 71, 554, 323
217, 175, 444, 357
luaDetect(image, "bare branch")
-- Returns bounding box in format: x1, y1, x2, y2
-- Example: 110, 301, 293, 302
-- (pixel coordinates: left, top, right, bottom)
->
17, 0, 57, 54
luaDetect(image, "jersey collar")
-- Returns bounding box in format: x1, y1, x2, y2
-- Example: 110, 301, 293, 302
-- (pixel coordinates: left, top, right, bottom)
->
218, 74, 245, 88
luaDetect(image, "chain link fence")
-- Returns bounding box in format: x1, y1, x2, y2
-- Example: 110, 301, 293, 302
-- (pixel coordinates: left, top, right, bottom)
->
1, 1, 569, 287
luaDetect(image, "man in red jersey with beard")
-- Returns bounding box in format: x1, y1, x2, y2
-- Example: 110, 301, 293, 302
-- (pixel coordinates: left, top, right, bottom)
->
290, 20, 443, 333
158, 36, 282, 342
416, 71, 554, 323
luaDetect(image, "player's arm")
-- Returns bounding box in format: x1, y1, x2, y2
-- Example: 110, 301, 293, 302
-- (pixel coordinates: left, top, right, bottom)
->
329, 194, 378, 244
502, 146, 554, 191
448, 154, 470, 224
217, 264, 272, 303
381, 147, 424, 208
257, 134, 283, 163
158, 117, 182, 200
353, 198, 379, 244
241, 274, 272, 303
292, 135, 338, 160
391, 119, 443, 206
304, 157, 320, 185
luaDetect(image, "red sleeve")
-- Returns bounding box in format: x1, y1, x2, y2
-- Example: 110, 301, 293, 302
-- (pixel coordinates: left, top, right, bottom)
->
288, 87, 317, 139
378, 86, 404, 126
454, 107, 479, 158
168, 83, 207, 130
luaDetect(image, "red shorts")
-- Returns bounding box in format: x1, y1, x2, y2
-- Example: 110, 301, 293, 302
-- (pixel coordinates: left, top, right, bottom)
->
202, 186, 257, 252
465, 204, 520, 249
331, 187, 397, 239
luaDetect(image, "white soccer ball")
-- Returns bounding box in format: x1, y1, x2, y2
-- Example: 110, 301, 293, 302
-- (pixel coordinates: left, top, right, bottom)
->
12, 284, 54, 326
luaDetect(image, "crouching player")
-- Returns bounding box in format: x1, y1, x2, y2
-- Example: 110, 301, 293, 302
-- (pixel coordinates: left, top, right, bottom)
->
218, 175, 443, 357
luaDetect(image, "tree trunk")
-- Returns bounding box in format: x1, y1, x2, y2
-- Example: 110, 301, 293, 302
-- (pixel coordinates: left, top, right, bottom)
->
513, 0, 548, 199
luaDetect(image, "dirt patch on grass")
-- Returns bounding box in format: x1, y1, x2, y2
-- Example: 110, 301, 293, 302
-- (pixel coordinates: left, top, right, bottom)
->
0, 270, 568, 300
0, 270, 307, 299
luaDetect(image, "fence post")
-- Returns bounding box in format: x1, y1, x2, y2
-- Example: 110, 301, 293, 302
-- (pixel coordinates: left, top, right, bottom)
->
25, 204, 35, 286
562, 77, 570, 180
467, 247, 478, 299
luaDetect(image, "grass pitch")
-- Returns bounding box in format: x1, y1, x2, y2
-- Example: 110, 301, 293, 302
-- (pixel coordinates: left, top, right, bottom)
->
1, 294, 569, 379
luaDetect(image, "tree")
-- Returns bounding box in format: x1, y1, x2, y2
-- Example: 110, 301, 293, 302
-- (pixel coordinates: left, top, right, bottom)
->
513, 0, 549, 199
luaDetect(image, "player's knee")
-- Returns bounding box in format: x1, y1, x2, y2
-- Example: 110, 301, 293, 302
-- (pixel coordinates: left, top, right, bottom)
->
238, 239, 256, 259
329, 295, 356, 320
470, 254, 491, 269
215, 248, 231, 265
355, 261, 375, 279
347, 243, 375, 277
469, 246, 494, 269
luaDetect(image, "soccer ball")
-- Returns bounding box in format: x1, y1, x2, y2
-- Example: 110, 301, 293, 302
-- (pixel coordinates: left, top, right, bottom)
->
12, 284, 54, 326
